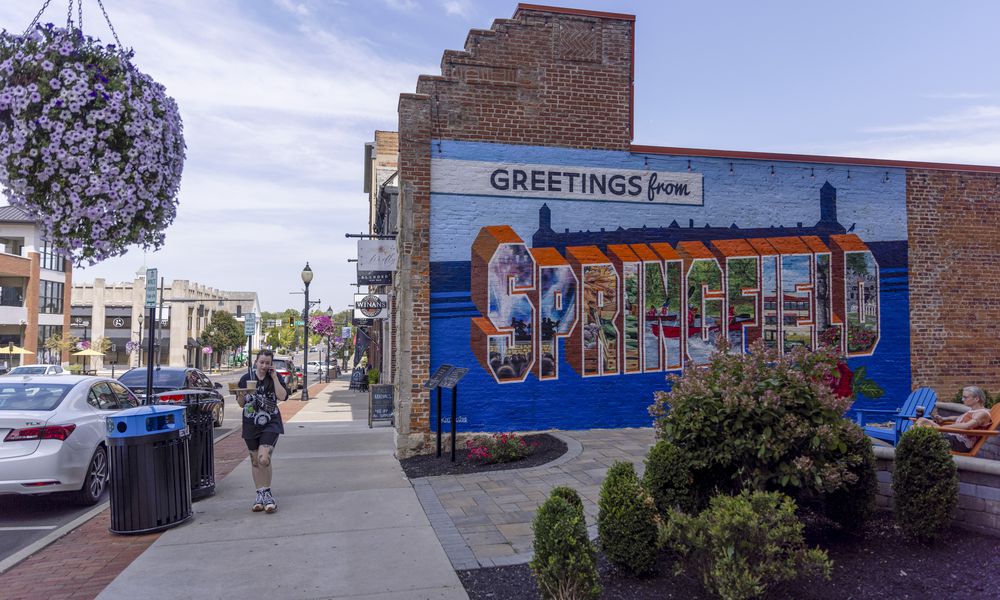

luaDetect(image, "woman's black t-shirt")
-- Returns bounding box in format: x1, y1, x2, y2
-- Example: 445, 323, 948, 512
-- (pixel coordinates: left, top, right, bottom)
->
237, 371, 289, 439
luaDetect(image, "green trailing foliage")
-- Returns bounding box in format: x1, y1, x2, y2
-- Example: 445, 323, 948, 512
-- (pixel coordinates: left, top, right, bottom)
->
823, 421, 878, 533
530, 492, 601, 600
663, 490, 832, 600
649, 341, 871, 516
892, 426, 958, 542
642, 439, 698, 516
597, 461, 660, 575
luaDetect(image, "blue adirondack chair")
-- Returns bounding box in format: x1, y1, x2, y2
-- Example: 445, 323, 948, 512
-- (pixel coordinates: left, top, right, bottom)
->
854, 387, 937, 445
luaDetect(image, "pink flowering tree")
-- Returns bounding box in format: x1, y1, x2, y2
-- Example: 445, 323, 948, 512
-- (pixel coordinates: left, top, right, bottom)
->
0, 24, 185, 266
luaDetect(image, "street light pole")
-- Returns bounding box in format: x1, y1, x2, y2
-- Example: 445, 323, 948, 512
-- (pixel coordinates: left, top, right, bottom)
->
137, 315, 143, 368
301, 263, 313, 401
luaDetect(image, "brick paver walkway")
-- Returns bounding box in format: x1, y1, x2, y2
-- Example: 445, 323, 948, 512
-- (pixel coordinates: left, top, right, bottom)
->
412, 428, 656, 569
0, 398, 312, 600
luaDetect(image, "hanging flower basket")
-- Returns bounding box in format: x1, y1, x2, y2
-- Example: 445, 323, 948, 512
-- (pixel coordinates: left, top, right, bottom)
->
202, 346, 213, 355
124, 339, 139, 354
0, 22, 185, 266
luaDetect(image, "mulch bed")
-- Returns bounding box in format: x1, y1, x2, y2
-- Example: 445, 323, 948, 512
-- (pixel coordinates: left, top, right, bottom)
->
458, 512, 1000, 599
399, 433, 567, 478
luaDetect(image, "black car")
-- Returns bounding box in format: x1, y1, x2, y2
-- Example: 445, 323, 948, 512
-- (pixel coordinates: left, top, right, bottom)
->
118, 367, 226, 427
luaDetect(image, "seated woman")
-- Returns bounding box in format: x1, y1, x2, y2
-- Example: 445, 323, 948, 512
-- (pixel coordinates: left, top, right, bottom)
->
914, 386, 993, 452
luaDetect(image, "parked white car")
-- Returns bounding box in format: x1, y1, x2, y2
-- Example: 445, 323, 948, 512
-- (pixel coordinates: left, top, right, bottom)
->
3, 364, 70, 376
305, 361, 327, 375
0, 376, 141, 505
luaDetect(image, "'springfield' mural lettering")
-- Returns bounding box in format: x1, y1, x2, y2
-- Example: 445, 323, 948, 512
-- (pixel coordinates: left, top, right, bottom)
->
470, 226, 880, 384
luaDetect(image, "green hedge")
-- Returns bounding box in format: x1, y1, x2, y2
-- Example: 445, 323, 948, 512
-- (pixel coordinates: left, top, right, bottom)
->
893, 426, 958, 542
531, 491, 600, 600
597, 461, 659, 574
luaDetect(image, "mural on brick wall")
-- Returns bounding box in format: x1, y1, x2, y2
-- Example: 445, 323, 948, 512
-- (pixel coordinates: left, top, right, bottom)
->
430, 141, 908, 432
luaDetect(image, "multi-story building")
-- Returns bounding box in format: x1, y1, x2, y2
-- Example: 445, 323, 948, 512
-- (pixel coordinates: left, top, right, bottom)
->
71, 276, 260, 370
0, 206, 72, 367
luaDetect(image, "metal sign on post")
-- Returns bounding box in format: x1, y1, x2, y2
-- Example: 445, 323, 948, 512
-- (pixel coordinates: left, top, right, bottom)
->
244, 313, 256, 336
144, 269, 158, 308
426, 365, 455, 458
144, 269, 158, 403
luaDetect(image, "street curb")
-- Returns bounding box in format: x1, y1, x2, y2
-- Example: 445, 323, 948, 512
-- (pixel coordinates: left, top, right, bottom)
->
0, 502, 109, 575
0, 425, 241, 576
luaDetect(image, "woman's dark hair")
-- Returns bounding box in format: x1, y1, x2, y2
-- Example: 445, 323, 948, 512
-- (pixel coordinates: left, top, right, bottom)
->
256, 349, 274, 360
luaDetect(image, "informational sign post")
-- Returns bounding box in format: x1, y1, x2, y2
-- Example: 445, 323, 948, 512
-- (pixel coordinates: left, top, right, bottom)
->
244, 313, 256, 377
424, 365, 468, 461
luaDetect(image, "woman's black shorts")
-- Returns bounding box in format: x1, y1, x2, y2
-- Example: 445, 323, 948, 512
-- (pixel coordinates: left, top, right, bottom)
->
245, 431, 279, 451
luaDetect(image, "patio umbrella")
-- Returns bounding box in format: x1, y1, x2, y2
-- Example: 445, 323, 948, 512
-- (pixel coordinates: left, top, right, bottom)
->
0, 343, 34, 368
72, 348, 105, 374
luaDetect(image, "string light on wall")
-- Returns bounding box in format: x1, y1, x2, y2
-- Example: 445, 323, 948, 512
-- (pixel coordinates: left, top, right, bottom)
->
847, 169, 852, 181
883, 171, 890, 183
729, 162, 734, 174
687, 159, 692, 172
810, 167, 815, 179
770, 165, 775, 176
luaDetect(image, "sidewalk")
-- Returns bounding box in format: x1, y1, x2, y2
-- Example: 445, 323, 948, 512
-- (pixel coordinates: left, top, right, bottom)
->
96, 378, 466, 600
0, 379, 466, 599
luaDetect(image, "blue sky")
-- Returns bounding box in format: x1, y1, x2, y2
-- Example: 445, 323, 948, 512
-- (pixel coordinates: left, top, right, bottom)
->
1, 0, 998, 311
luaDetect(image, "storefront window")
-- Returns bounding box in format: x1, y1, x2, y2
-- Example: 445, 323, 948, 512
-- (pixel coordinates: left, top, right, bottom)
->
0, 277, 25, 307
40, 242, 66, 272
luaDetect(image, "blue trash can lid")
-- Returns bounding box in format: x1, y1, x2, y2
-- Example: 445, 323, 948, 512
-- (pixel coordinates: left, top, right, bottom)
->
107, 404, 188, 438
114, 404, 187, 418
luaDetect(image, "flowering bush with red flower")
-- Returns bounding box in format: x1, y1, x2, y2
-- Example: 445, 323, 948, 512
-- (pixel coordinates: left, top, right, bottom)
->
0, 23, 185, 266
465, 432, 538, 464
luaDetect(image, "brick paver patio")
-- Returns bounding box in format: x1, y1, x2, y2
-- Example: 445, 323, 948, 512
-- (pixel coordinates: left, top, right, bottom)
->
412, 428, 656, 570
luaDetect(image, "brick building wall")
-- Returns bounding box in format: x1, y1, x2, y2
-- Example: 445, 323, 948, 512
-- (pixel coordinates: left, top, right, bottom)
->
392, 3, 1000, 456
908, 170, 1000, 396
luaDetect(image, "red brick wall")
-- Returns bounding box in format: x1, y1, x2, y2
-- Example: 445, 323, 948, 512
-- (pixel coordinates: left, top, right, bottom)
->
907, 169, 1000, 397
395, 6, 636, 447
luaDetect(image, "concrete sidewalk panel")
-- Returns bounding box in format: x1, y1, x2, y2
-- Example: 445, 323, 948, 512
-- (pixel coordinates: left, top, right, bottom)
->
157, 488, 431, 546
97, 525, 465, 600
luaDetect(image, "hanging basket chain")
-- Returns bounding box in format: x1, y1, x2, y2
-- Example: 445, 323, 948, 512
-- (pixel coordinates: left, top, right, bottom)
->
95, 0, 125, 50
22, 0, 56, 37
66, 0, 73, 30
77, 0, 83, 32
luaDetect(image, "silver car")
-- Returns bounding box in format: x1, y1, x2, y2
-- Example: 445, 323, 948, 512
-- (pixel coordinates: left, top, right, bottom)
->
4, 364, 69, 376
0, 376, 141, 505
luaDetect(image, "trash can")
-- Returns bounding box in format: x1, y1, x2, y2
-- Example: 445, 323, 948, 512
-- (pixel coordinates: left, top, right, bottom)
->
157, 391, 221, 501
107, 405, 193, 535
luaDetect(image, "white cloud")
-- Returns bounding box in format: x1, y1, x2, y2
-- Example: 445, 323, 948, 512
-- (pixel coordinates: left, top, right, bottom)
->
828, 105, 1000, 166
441, 0, 472, 18
384, 0, 418, 11
920, 92, 989, 100
273, 0, 311, 16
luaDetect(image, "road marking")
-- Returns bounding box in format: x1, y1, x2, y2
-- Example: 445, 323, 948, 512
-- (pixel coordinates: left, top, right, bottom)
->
0, 526, 59, 531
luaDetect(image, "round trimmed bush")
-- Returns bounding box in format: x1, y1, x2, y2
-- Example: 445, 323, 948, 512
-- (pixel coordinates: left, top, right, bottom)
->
550, 486, 584, 513
642, 439, 697, 516
892, 426, 958, 542
597, 461, 659, 575
530, 492, 600, 600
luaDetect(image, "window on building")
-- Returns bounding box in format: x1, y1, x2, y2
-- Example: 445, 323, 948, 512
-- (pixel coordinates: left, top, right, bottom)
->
39, 242, 66, 272
0, 277, 25, 307
39, 280, 64, 314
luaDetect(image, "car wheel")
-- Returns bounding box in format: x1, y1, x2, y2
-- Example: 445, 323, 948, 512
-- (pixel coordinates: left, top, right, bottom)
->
213, 400, 224, 427
73, 446, 109, 506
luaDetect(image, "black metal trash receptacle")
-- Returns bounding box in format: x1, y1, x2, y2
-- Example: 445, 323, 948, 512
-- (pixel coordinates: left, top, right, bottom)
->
107, 405, 193, 535
157, 391, 221, 501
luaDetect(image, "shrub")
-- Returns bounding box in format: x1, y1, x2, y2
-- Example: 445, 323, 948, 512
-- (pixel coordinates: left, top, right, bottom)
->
530, 493, 601, 600
597, 461, 659, 575
649, 341, 859, 509
550, 486, 584, 513
823, 421, 878, 533
892, 426, 958, 542
67, 364, 83, 374
642, 439, 697, 516
663, 490, 832, 600
465, 432, 536, 464
367, 368, 380, 384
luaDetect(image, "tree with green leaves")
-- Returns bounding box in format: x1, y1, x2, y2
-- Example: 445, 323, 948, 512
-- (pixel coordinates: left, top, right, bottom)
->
202, 311, 245, 367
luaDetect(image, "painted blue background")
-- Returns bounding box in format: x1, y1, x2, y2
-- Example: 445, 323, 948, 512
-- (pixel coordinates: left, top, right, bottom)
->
430, 140, 911, 432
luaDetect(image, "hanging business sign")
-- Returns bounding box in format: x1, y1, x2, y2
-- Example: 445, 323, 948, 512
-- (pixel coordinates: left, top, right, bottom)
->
430, 158, 704, 206
357, 240, 396, 285
353, 294, 389, 320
